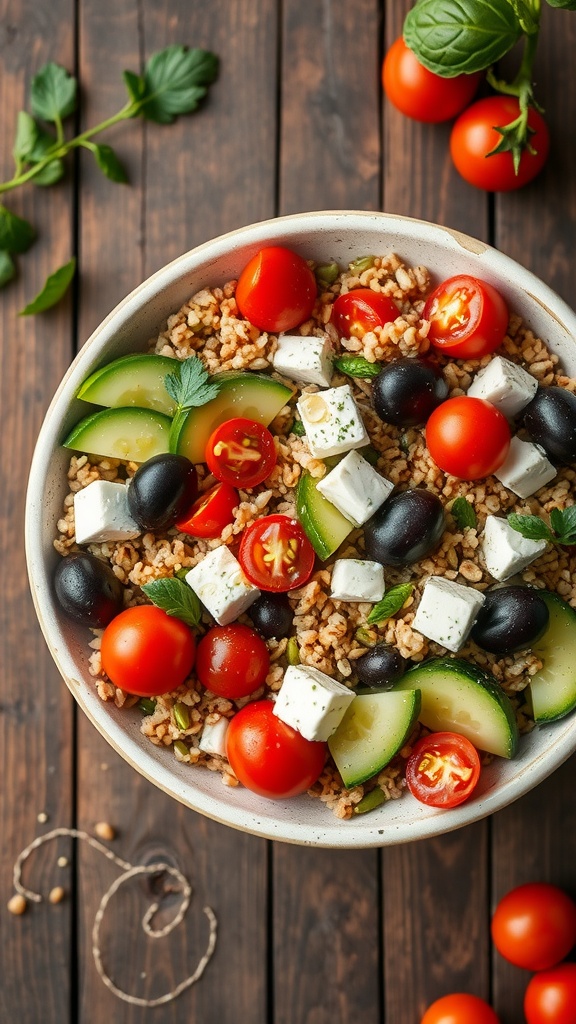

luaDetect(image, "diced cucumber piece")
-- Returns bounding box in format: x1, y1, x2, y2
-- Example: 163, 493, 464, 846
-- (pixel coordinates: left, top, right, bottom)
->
77, 354, 177, 415
529, 591, 576, 723
63, 407, 171, 462
393, 657, 519, 759
169, 371, 293, 464
296, 470, 354, 560
328, 689, 421, 788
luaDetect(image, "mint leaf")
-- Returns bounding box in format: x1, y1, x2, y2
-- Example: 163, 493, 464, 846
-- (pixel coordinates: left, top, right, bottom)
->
366, 583, 413, 626
164, 357, 221, 413
142, 577, 202, 628
0, 204, 35, 254
0, 250, 16, 288
404, 0, 522, 76
19, 257, 76, 315
30, 62, 77, 122
550, 505, 576, 543
88, 143, 129, 183
333, 354, 381, 379
138, 46, 219, 125
507, 513, 553, 542
451, 496, 477, 530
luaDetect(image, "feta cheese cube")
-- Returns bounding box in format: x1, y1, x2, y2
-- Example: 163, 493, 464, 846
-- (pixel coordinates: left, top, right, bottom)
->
467, 356, 538, 418
74, 480, 140, 544
185, 546, 260, 625
273, 332, 334, 387
316, 449, 393, 526
494, 436, 556, 498
412, 576, 485, 653
273, 664, 355, 741
481, 515, 547, 582
297, 384, 369, 458
330, 559, 385, 603
199, 718, 229, 757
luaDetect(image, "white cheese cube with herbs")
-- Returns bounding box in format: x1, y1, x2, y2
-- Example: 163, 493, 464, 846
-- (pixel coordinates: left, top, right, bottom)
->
185, 546, 260, 625
481, 514, 547, 582
273, 333, 334, 387
412, 576, 485, 653
330, 559, 385, 603
74, 480, 140, 545
297, 384, 369, 458
316, 449, 393, 526
273, 664, 355, 742
467, 356, 538, 418
199, 718, 229, 757
493, 436, 557, 498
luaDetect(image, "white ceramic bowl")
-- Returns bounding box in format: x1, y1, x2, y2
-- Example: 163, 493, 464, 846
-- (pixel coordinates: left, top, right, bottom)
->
25, 211, 576, 847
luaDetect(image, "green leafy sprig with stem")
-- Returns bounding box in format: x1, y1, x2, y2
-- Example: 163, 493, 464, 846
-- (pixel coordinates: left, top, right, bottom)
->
508, 506, 576, 546
1, 46, 219, 311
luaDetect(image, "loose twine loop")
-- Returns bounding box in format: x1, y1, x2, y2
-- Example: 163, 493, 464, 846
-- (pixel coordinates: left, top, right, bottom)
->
13, 827, 217, 1008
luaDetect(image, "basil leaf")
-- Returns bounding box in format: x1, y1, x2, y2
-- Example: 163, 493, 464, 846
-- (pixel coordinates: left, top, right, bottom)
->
451, 496, 477, 530
0, 250, 16, 288
0, 205, 36, 254
30, 62, 77, 122
32, 159, 65, 187
19, 257, 76, 315
507, 513, 553, 542
507, 0, 540, 32
138, 46, 219, 125
366, 583, 413, 626
141, 577, 202, 628
333, 354, 381, 379
404, 0, 523, 76
89, 143, 129, 183
546, 0, 576, 8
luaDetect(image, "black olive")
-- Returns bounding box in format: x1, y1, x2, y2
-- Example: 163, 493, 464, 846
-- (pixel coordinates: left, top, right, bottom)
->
54, 551, 124, 627
249, 593, 293, 639
470, 586, 550, 655
523, 386, 576, 464
363, 488, 445, 566
128, 454, 198, 531
372, 357, 448, 427
355, 644, 406, 689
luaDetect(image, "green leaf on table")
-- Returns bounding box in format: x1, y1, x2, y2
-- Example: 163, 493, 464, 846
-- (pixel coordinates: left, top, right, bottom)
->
123, 69, 147, 108
136, 45, 219, 124
546, 0, 576, 9
19, 257, 76, 315
164, 357, 221, 413
403, 0, 523, 76
13, 111, 40, 162
451, 496, 477, 530
30, 62, 77, 122
88, 143, 129, 183
366, 583, 414, 626
333, 354, 381, 379
0, 204, 36, 254
0, 250, 16, 288
32, 159, 65, 187
141, 577, 202, 628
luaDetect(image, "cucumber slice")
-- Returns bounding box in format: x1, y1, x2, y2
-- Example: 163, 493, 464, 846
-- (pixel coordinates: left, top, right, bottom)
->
296, 470, 354, 560
529, 591, 576, 723
393, 657, 519, 759
63, 407, 171, 462
170, 371, 293, 463
328, 690, 421, 788
77, 354, 177, 415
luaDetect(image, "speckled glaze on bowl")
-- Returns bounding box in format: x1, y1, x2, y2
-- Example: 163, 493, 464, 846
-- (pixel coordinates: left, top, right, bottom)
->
25, 211, 576, 847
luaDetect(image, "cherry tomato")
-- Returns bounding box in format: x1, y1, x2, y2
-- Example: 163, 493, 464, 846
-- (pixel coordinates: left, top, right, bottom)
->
426, 397, 511, 479
524, 963, 576, 1024
406, 732, 481, 808
101, 605, 195, 697
424, 275, 509, 359
226, 699, 326, 798
195, 623, 270, 699
491, 883, 576, 971
176, 481, 238, 538
331, 288, 399, 339
421, 992, 500, 1024
235, 245, 317, 332
205, 417, 277, 488
383, 37, 482, 123
450, 96, 550, 192
239, 514, 316, 592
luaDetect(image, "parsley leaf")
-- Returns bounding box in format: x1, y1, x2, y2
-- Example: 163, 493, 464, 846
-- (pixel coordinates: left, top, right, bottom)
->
333, 354, 381, 379
366, 583, 413, 626
85, 142, 129, 184
451, 496, 477, 530
165, 358, 221, 415
141, 577, 202, 628
19, 257, 76, 315
134, 46, 219, 125
30, 62, 77, 123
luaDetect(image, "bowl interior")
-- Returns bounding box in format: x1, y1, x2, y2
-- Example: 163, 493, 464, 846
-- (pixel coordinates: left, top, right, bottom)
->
25, 211, 576, 847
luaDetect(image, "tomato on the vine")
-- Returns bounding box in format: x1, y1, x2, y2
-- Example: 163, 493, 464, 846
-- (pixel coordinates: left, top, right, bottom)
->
524, 963, 576, 1024
421, 992, 500, 1024
491, 882, 576, 971
101, 605, 196, 697
176, 481, 238, 538
424, 275, 509, 359
331, 288, 398, 339
239, 514, 316, 592
235, 245, 317, 332
226, 700, 326, 798
383, 37, 482, 123
205, 417, 277, 488
195, 623, 270, 699
450, 96, 550, 192
426, 396, 510, 479
406, 732, 481, 808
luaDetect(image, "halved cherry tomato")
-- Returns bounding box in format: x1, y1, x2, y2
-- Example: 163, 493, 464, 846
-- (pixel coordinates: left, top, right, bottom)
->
383, 38, 482, 124
195, 623, 270, 699
176, 481, 238, 538
424, 275, 509, 359
524, 963, 576, 1024
491, 883, 576, 972
226, 700, 326, 798
421, 992, 500, 1024
331, 288, 399, 339
239, 514, 315, 592
235, 246, 317, 332
101, 605, 196, 697
205, 417, 277, 488
426, 396, 510, 479
406, 731, 481, 808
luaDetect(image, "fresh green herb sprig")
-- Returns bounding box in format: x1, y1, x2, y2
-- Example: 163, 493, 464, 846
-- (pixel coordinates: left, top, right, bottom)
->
1, 46, 218, 311
508, 507, 576, 546
141, 576, 202, 628
164, 357, 222, 417
333, 354, 381, 380
366, 583, 414, 627
451, 496, 478, 531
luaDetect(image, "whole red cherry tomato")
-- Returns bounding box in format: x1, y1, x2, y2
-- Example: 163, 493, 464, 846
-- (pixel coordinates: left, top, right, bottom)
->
406, 732, 481, 808
491, 882, 576, 971
426, 396, 510, 479
236, 246, 317, 332
450, 96, 550, 192
524, 963, 576, 1024
331, 288, 399, 339
195, 623, 270, 699
421, 992, 500, 1024
101, 605, 195, 697
424, 275, 509, 359
176, 481, 239, 538
383, 37, 482, 123
205, 418, 277, 488
239, 514, 316, 592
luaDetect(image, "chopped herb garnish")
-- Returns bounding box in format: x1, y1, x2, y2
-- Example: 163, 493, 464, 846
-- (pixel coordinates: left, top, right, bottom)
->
349, 255, 375, 275
333, 354, 381, 379
451, 496, 477, 530
508, 507, 576, 546
141, 576, 202, 628
353, 788, 385, 815
315, 262, 339, 286
164, 357, 221, 418
138, 697, 157, 715
366, 583, 414, 627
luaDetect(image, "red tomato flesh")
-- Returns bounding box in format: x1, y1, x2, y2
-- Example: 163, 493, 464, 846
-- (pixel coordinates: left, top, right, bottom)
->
331, 288, 399, 339
235, 245, 317, 333
205, 417, 277, 488
491, 882, 576, 972
101, 605, 195, 697
524, 963, 576, 1024
195, 623, 270, 699
426, 396, 511, 480
176, 481, 238, 538
421, 992, 500, 1024
424, 275, 509, 359
383, 37, 482, 124
239, 514, 316, 592
406, 732, 481, 808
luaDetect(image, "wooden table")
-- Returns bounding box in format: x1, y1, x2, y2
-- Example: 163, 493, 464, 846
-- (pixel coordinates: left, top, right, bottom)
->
2, 3, 576, 1021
